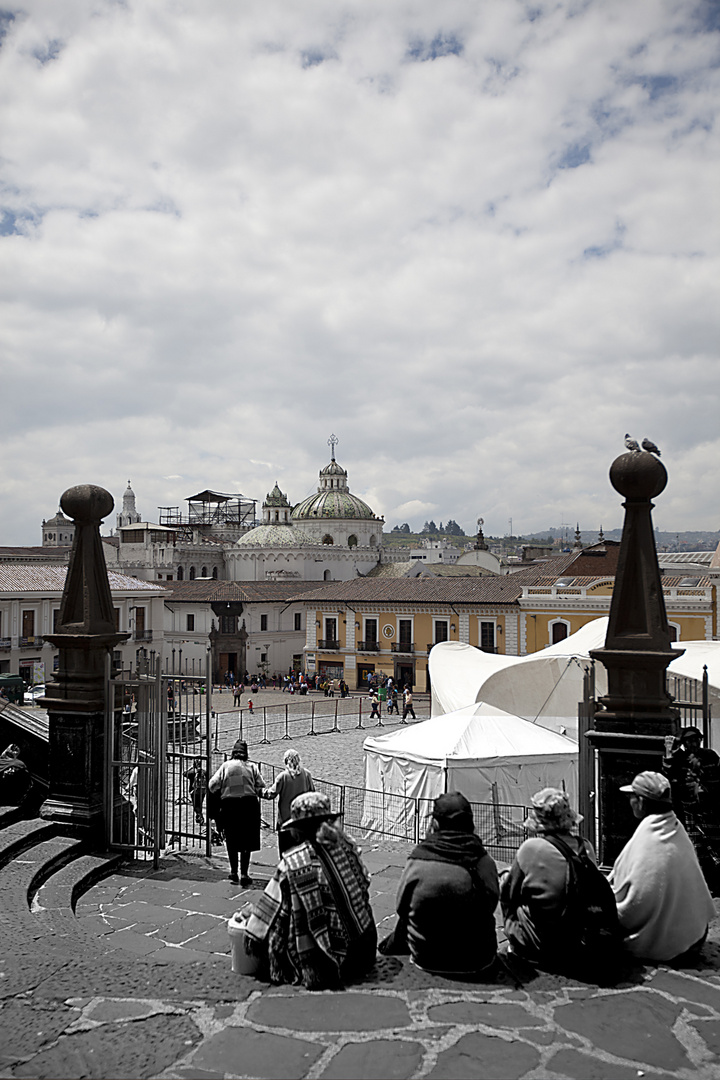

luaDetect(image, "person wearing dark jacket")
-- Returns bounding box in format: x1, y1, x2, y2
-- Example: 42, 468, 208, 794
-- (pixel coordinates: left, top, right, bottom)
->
379, 792, 499, 976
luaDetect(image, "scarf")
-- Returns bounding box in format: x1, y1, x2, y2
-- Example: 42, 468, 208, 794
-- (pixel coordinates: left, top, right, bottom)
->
410, 830, 490, 900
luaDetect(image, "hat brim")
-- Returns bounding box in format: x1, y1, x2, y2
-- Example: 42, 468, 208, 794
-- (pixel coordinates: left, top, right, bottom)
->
619, 784, 635, 794
280, 813, 340, 831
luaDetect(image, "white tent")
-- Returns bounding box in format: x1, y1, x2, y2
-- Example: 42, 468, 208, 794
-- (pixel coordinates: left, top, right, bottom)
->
429, 618, 720, 745
363, 701, 578, 809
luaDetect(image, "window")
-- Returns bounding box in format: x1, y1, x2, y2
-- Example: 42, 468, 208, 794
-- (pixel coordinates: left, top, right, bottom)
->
186, 614, 195, 632
135, 608, 146, 635
177, 566, 184, 580
434, 620, 448, 643
480, 621, 495, 651
325, 617, 337, 642
294, 612, 302, 632
201, 566, 208, 578
53, 609, 61, 632
113, 608, 120, 631
22, 610, 35, 638
323, 569, 331, 580
322, 534, 334, 545
189, 566, 196, 580
212, 566, 218, 579
668, 623, 680, 642
550, 620, 569, 644
260, 614, 268, 632
399, 619, 412, 645
348, 534, 358, 548
220, 615, 236, 634
365, 618, 378, 644
261, 652, 267, 662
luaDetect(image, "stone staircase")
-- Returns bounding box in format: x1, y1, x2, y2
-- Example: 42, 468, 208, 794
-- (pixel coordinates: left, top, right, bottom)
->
0, 807, 123, 957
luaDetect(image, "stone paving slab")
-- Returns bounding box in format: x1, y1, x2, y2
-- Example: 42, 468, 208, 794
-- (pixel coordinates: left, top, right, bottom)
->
4, 847, 720, 1077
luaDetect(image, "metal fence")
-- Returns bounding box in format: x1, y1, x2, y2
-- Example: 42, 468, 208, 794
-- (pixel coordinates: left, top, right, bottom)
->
211, 695, 429, 748
254, 759, 530, 864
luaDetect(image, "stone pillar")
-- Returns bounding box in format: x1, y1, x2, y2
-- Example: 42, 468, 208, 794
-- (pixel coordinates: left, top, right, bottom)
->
41, 485, 129, 835
587, 451, 682, 864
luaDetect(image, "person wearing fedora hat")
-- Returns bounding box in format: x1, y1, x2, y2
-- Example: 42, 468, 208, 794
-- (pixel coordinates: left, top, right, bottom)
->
609, 771, 715, 962
500, 788, 601, 972
243, 792, 377, 989
378, 792, 499, 977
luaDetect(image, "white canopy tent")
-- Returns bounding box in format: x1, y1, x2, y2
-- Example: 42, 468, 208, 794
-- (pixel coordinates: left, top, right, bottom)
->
363, 701, 578, 808
429, 618, 720, 746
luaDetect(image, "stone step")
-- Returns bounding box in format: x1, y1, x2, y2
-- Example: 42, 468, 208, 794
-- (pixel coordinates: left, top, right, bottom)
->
0, 816, 57, 868
35, 850, 124, 917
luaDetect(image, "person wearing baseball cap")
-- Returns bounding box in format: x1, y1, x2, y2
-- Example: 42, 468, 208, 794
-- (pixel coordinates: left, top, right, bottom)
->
609, 771, 715, 962
378, 792, 499, 976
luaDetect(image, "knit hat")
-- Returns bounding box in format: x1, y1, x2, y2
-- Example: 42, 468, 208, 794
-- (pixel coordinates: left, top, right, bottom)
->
433, 792, 474, 831
280, 791, 339, 830
679, 727, 703, 743
232, 739, 248, 759
524, 788, 582, 833
619, 771, 673, 805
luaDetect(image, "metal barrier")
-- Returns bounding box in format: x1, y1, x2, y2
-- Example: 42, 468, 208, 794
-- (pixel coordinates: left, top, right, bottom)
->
254, 760, 530, 863
215, 695, 429, 749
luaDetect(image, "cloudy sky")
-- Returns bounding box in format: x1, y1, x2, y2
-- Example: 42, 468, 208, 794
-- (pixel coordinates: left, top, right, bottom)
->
1, 0, 718, 544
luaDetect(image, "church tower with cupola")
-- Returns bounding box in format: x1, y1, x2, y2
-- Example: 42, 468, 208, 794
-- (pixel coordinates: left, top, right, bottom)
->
116, 481, 142, 529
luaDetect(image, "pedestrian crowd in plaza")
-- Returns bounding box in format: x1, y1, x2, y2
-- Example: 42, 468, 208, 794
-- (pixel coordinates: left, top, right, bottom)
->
196, 724, 720, 991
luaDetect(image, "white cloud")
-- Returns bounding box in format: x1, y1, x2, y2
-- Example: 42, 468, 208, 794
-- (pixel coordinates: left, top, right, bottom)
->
0, 0, 718, 542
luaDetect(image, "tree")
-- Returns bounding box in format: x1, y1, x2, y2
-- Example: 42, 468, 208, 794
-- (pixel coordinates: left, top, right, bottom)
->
421, 520, 438, 534
444, 519, 465, 537
391, 523, 411, 533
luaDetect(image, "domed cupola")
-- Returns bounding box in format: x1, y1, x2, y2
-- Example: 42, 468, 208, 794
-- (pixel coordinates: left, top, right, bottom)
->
292, 436, 378, 522
116, 480, 142, 529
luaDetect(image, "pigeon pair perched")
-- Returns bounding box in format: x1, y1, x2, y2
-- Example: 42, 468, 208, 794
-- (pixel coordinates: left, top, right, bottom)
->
625, 434, 661, 456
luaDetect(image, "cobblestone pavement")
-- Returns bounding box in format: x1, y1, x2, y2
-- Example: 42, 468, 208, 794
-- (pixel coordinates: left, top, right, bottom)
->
3, 843, 720, 1079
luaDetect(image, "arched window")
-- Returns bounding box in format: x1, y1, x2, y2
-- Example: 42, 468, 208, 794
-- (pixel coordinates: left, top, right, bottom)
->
348, 534, 358, 548
189, 566, 196, 580
369, 534, 377, 547
549, 619, 569, 644
201, 566, 208, 578
668, 623, 680, 642
322, 534, 334, 545
324, 569, 331, 580
177, 566, 184, 580
212, 566, 218, 579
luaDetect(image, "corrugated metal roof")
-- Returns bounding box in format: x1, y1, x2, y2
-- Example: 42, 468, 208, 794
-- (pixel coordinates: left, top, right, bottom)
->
0, 565, 166, 592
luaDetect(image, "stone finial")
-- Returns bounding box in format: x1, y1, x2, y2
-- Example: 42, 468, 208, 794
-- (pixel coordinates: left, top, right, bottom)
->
54, 485, 117, 637
610, 451, 667, 501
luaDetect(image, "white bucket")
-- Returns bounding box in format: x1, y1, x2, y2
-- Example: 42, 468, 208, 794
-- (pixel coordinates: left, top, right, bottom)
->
228, 914, 261, 976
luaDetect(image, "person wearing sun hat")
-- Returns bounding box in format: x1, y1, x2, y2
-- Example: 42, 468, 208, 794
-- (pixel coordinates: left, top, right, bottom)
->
500, 787, 598, 970
242, 791, 377, 989
609, 771, 715, 962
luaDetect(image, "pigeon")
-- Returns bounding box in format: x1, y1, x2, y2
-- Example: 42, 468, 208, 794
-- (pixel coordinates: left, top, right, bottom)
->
624, 434, 640, 452
642, 437, 661, 456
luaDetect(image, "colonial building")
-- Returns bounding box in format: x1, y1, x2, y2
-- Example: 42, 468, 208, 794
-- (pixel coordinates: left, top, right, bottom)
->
296, 540, 716, 690
0, 565, 167, 685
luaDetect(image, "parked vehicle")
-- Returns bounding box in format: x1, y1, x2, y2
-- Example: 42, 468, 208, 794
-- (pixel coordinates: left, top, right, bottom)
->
23, 685, 46, 706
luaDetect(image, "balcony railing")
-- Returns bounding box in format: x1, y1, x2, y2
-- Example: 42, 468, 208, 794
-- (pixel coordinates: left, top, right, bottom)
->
0, 638, 11, 651
19, 636, 43, 648
318, 639, 340, 650
391, 642, 414, 653
357, 640, 380, 652
134, 630, 153, 642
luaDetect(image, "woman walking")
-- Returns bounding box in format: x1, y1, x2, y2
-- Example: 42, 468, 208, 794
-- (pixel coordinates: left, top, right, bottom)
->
263, 750, 315, 856
209, 740, 265, 886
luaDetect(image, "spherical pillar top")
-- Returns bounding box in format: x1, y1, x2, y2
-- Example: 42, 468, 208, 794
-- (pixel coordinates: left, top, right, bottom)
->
609, 452, 667, 500
60, 484, 114, 523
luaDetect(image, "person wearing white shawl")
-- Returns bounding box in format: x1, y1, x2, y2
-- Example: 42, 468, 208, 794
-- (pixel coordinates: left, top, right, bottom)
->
610, 771, 715, 962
